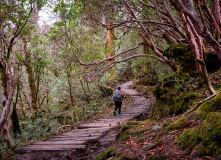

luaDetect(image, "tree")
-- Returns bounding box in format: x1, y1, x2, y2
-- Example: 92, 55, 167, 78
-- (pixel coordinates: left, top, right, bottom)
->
0, 0, 46, 146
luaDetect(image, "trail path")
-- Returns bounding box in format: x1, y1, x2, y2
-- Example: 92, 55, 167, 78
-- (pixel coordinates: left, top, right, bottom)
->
15, 81, 154, 159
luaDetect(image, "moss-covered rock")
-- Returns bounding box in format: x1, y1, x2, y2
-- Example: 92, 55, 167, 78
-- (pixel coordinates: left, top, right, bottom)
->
176, 128, 202, 149
198, 88, 221, 114
116, 125, 132, 141
171, 92, 196, 115
166, 117, 188, 131
176, 112, 221, 158
152, 85, 167, 100
199, 112, 221, 157
96, 146, 117, 160
151, 90, 196, 119
163, 43, 196, 74
163, 43, 221, 75
150, 99, 170, 119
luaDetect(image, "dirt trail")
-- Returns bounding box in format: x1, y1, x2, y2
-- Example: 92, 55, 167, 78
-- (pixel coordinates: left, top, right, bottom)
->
14, 81, 154, 160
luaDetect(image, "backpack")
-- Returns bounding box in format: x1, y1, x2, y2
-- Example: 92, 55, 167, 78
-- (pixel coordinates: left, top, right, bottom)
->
113, 90, 122, 101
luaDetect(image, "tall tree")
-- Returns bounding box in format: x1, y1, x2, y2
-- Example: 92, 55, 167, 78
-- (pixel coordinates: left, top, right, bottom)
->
0, 0, 46, 146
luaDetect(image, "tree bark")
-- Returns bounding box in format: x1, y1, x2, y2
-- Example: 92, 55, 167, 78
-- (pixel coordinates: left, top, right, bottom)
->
174, 0, 221, 60
105, 19, 115, 60
214, 0, 221, 27
23, 38, 38, 111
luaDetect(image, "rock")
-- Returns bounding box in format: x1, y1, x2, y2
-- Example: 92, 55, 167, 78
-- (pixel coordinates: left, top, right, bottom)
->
152, 125, 161, 131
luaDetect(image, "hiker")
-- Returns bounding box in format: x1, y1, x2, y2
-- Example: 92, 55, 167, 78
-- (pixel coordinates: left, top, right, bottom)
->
113, 86, 125, 116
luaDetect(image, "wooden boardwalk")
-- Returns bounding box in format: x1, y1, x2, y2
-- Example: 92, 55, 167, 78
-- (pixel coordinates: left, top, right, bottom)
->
14, 81, 153, 154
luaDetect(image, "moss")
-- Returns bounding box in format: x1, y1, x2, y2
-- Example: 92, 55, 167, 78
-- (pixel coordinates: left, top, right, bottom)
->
176, 112, 221, 157
126, 121, 140, 126
162, 74, 177, 88
192, 109, 205, 120
134, 134, 146, 144
142, 119, 157, 125
117, 154, 140, 160
151, 90, 196, 119
150, 100, 170, 119
171, 92, 196, 115
116, 125, 132, 141
199, 112, 221, 157
152, 85, 161, 100
166, 117, 188, 131
96, 146, 116, 160
176, 128, 202, 149
116, 123, 150, 142
162, 66, 191, 90
163, 43, 196, 74
198, 88, 221, 116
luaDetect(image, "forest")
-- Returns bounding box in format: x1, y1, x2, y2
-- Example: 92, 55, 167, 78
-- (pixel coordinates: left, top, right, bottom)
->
1, 0, 221, 159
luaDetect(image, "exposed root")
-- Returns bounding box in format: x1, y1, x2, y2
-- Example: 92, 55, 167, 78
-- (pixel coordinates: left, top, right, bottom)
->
182, 93, 217, 116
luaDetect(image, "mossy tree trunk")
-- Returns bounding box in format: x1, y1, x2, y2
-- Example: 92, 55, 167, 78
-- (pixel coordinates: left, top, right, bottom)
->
23, 38, 38, 111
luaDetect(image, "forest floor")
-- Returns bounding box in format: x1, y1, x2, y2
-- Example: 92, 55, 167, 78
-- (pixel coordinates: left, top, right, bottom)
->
13, 81, 155, 160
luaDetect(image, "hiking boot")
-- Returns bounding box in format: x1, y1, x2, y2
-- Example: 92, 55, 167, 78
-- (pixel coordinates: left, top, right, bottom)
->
114, 112, 116, 116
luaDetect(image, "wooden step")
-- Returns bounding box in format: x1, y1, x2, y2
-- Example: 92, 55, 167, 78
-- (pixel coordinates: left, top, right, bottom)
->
32, 140, 85, 145
14, 144, 85, 153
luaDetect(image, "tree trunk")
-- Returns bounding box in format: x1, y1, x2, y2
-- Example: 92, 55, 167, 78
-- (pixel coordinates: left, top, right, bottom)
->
180, 11, 216, 95
67, 72, 75, 108
12, 64, 21, 137
174, 0, 221, 60
214, 0, 221, 27
78, 76, 90, 104
105, 20, 115, 60
23, 39, 38, 111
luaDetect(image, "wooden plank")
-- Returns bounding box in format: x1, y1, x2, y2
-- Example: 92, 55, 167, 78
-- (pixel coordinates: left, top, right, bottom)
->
32, 140, 84, 145
52, 133, 102, 138
14, 145, 85, 153
63, 128, 109, 135
77, 123, 117, 129
50, 136, 99, 141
